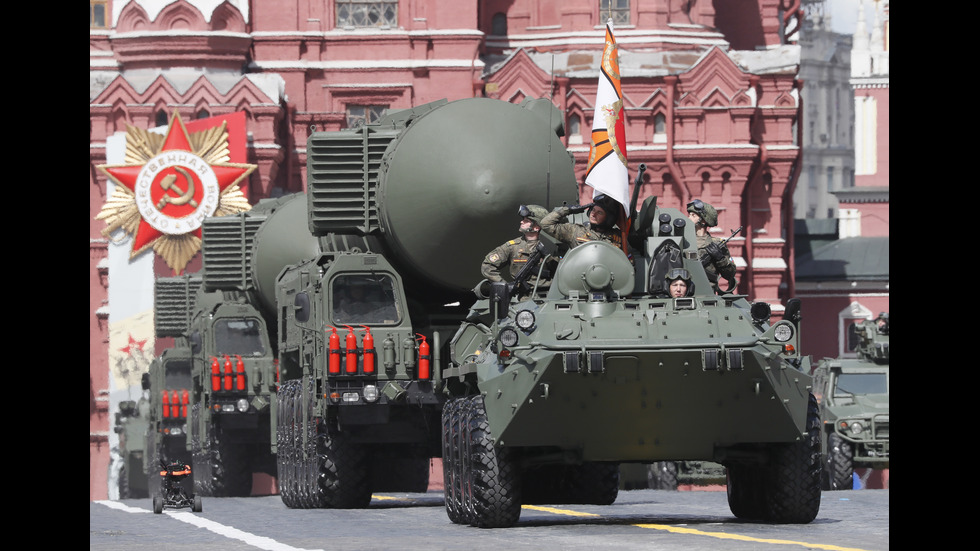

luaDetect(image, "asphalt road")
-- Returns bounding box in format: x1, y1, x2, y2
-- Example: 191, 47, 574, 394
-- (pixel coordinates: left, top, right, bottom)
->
91, 488, 888, 550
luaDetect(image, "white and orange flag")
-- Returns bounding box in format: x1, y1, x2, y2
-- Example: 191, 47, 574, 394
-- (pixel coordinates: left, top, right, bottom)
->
585, 19, 630, 250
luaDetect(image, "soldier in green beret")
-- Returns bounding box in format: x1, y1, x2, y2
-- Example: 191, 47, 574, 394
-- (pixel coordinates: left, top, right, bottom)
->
481, 204, 557, 297
687, 199, 737, 294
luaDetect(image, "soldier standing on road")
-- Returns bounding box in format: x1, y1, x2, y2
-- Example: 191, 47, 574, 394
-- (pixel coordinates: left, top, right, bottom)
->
687, 199, 737, 294
540, 194, 624, 251
481, 204, 557, 296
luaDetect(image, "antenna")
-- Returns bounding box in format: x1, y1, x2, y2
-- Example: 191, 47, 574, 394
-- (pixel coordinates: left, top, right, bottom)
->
547, 54, 555, 208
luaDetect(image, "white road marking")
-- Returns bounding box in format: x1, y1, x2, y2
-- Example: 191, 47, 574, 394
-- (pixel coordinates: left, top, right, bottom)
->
94, 500, 324, 551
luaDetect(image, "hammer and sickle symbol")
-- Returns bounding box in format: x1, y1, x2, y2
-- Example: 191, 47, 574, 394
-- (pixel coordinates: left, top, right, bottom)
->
156, 167, 199, 210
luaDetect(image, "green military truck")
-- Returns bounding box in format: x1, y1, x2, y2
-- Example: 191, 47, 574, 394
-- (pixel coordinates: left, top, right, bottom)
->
154, 258, 278, 497
441, 198, 821, 527
811, 317, 889, 490
112, 396, 150, 499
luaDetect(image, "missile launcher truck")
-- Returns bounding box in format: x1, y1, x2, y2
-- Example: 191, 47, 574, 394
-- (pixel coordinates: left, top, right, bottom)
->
441, 197, 822, 527
154, 262, 278, 497
811, 318, 889, 490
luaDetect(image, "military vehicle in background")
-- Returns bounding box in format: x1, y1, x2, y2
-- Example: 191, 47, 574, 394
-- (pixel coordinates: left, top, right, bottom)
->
112, 345, 196, 499
112, 396, 150, 499
154, 254, 278, 497
811, 316, 889, 490
441, 198, 821, 528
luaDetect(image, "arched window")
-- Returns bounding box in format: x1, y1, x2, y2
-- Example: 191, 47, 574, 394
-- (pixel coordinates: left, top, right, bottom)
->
155, 110, 169, 128
567, 114, 582, 144
492, 13, 507, 35
653, 113, 666, 144
196, 109, 210, 120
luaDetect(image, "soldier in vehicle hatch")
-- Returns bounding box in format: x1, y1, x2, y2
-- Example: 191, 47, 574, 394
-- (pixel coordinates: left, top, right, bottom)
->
666, 267, 694, 298
540, 194, 624, 250
686, 199, 737, 294
875, 312, 889, 334
481, 204, 557, 297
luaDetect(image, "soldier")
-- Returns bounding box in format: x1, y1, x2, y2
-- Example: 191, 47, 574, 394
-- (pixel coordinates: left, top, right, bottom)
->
665, 267, 694, 298
686, 199, 737, 294
540, 194, 624, 251
875, 312, 889, 334
481, 204, 557, 296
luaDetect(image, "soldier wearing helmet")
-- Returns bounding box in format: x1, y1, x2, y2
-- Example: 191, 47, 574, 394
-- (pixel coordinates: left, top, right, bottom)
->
540, 194, 624, 251
687, 199, 737, 294
665, 268, 694, 298
481, 204, 557, 296
875, 312, 889, 334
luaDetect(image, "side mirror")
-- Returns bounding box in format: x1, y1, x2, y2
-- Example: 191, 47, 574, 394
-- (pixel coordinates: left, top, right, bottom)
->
294, 292, 310, 323
491, 281, 512, 321
784, 298, 801, 326
141, 372, 151, 391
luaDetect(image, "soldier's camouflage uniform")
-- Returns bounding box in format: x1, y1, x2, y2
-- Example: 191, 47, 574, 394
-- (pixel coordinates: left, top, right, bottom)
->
540, 206, 623, 250
696, 233, 736, 293
481, 235, 556, 292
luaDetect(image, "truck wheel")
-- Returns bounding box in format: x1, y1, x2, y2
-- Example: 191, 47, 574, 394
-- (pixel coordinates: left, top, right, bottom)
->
647, 461, 679, 490
823, 433, 854, 491
726, 463, 765, 520
209, 429, 252, 497
763, 392, 822, 523
193, 495, 202, 512
317, 428, 371, 508
465, 395, 522, 528
456, 395, 475, 525
276, 379, 297, 507
442, 397, 463, 524
153, 496, 163, 514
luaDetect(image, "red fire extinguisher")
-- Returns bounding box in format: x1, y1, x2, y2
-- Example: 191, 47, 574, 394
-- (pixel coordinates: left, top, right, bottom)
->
328, 327, 341, 374
417, 333, 430, 380
211, 357, 221, 391
361, 326, 375, 374
223, 355, 233, 390
344, 325, 358, 374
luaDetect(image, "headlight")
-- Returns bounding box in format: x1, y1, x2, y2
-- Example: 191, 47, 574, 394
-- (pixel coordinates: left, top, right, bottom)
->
499, 328, 519, 347
850, 421, 864, 435
773, 323, 793, 342
236, 398, 249, 413
515, 309, 536, 330
363, 385, 378, 403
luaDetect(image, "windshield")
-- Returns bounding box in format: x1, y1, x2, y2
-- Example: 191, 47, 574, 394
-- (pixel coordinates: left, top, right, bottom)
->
332, 274, 401, 325
214, 318, 267, 357
833, 373, 887, 396
163, 359, 192, 390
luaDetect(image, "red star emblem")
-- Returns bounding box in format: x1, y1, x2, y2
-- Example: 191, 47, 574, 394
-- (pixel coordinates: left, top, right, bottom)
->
96, 111, 255, 273
119, 334, 147, 356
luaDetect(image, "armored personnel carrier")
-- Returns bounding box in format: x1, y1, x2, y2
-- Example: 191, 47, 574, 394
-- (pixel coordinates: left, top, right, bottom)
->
441, 198, 821, 527
811, 317, 889, 490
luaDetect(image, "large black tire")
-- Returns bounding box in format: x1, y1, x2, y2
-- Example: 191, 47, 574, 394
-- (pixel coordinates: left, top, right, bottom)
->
276, 379, 298, 507
763, 392, 822, 523
726, 462, 766, 520
153, 496, 163, 514
823, 433, 854, 491
464, 395, 522, 528
193, 495, 203, 512
317, 428, 371, 508
647, 461, 679, 491
457, 396, 476, 525
208, 428, 253, 497
442, 398, 463, 523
